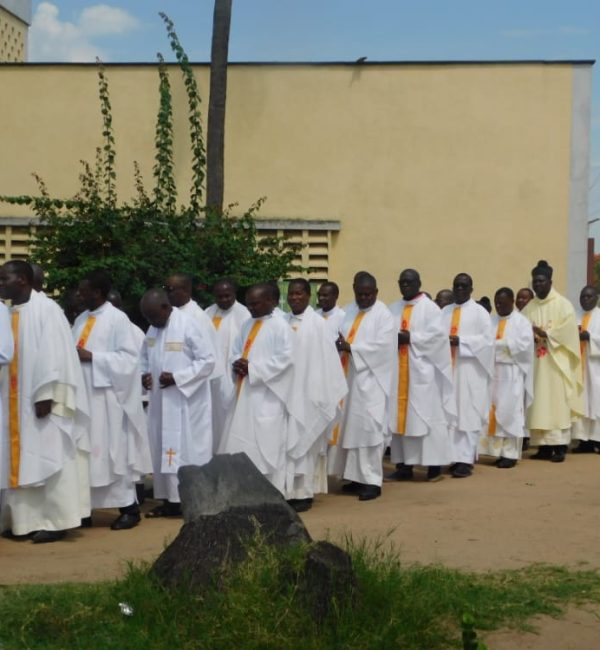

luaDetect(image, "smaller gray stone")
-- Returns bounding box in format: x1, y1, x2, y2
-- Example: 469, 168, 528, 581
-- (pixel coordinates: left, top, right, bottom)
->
177, 452, 289, 521
300, 541, 356, 622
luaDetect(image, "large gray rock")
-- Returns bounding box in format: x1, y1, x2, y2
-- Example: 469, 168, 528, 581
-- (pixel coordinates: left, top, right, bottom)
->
178, 453, 289, 521
151, 503, 311, 590
152, 453, 312, 590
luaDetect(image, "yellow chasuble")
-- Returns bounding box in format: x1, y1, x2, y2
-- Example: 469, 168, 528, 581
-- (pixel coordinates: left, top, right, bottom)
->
9, 311, 20, 488
488, 318, 508, 436
522, 289, 583, 430
329, 310, 366, 445
236, 320, 264, 398
396, 304, 414, 434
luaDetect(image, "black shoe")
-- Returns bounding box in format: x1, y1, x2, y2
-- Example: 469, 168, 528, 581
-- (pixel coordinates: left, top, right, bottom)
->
426, 466, 443, 482
572, 440, 595, 454
530, 445, 552, 460
80, 516, 92, 528
522, 437, 530, 452
358, 485, 381, 501
551, 445, 567, 463
31, 530, 66, 544
385, 464, 414, 481
451, 462, 473, 478
341, 481, 363, 494
288, 498, 313, 513
145, 501, 182, 518
111, 512, 141, 530
496, 457, 517, 469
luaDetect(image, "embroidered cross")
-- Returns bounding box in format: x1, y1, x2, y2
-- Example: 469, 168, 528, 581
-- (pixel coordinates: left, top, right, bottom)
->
166, 448, 176, 466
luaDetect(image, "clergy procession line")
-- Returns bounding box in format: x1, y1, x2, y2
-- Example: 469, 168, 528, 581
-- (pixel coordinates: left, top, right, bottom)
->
0, 258, 594, 543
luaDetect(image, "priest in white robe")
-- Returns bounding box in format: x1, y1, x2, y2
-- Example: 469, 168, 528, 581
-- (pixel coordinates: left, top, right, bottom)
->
164, 273, 222, 378
388, 269, 455, 482
330, 272, 396, 501
0, 260, 90, 543
73, 270, 151, 530
284, 279, 347, 511
479, 288, 534, 468
572, 285, 600, 453
204, 278, 250, 451
441, 273, 494, 478
140, 288, 215, 517
316, 281, 346, 341
218, 283, 294, 493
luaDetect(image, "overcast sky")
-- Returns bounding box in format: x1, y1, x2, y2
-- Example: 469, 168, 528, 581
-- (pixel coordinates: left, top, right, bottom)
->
27, 1, 600, 238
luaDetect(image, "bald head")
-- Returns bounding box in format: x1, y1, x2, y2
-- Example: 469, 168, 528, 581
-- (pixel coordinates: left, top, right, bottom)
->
141, 288, 172, 328
398, 268, 421, 301
435, 289, 454, 309
165, 273, 193, 307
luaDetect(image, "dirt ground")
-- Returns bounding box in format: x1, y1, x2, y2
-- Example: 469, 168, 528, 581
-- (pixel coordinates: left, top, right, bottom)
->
2, 451, 600, 648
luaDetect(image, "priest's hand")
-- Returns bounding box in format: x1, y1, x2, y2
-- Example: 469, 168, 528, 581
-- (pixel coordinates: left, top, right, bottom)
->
142, 373, 153, 390
580, 330, 590, 341
336, 333, 351, 353
449, 335, 459, 347
398, 330, 410, 346
159, 372, 175, 388
35, 399, 52, 418
532, 326, 547, 339
233, 358, 249, 377
77, 347, 92, 363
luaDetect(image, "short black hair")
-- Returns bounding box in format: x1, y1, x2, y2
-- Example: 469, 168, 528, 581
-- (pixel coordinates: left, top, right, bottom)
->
5, 260, 33, 285
267, 280, 281, 301
213, 277, 237, 292
495, 287, 514, 300
82, 269, 112, 299
288, 278, 311, 295
353, 271, 377, 287
319, 281, 339, 297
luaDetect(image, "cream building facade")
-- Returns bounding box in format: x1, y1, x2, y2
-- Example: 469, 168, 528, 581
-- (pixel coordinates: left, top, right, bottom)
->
0, 60, 593, 304
0, 1, 30, 62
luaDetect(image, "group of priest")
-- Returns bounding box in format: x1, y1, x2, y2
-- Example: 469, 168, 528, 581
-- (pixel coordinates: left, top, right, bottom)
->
0, 257, 595, 543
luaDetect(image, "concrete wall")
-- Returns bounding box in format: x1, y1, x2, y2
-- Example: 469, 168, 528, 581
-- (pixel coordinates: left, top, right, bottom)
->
0, 4, 27, 61
0, 62, 591, 304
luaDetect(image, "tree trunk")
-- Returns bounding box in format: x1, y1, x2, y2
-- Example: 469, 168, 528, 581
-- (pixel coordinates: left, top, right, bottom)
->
206, 0, 233, 213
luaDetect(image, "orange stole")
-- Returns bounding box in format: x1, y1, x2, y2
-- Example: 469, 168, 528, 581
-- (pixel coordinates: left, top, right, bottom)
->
77, 315, 96, 348
236, 320, 264, 398
329, 310, 367, 445
9, 311, 20, 488
450, 307, 461, 367
396, 304, 415, 434
488, 318, 508, 436
580, 312, 592, 364
212, 316, 222, 330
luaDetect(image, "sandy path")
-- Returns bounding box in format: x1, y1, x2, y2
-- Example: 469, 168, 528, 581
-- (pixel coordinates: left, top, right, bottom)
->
2, 453, 600, 648
2, 453, 600, 585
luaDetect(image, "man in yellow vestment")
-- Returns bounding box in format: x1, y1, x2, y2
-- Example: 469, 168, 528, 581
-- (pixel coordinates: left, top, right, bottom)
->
522, 260, 583, 462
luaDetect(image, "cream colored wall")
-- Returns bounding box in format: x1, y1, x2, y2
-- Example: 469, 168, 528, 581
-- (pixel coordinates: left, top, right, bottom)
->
0, 63, 577, 304
0, 6, 27, 61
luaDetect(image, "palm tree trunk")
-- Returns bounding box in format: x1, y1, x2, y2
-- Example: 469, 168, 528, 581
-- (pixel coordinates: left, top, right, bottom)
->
206, 0, 233, 213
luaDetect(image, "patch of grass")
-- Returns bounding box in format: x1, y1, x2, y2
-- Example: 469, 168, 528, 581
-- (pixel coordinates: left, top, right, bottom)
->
1, 536, 600, 649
